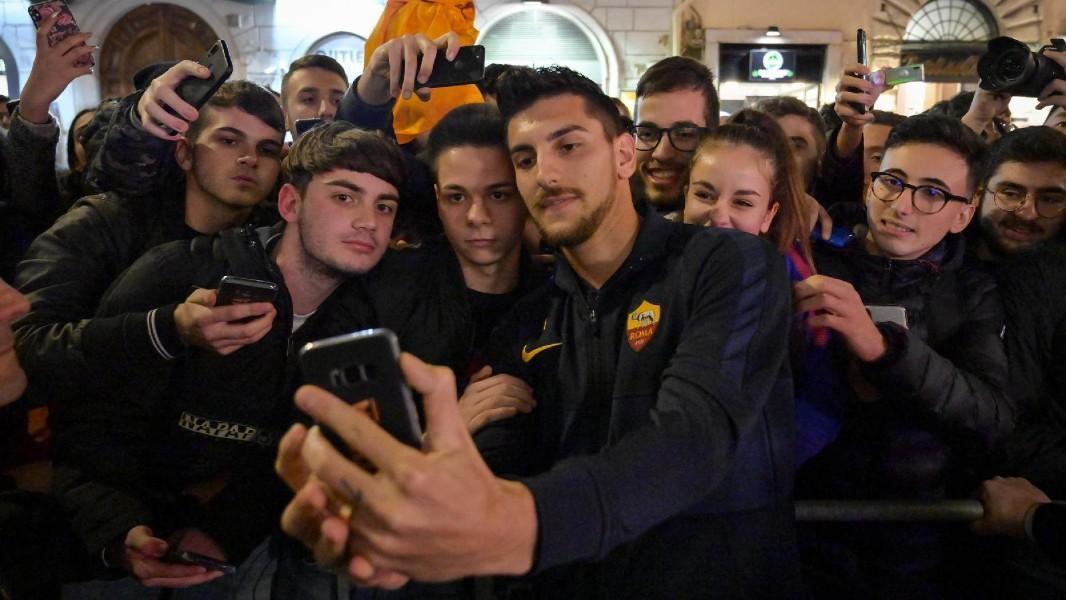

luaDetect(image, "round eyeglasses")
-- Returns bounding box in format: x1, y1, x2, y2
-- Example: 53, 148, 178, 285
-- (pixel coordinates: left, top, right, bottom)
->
869, 171, 971, 214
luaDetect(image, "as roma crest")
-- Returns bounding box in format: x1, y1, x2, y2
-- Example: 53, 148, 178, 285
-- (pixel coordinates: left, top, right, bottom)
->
626, 300, 661, 352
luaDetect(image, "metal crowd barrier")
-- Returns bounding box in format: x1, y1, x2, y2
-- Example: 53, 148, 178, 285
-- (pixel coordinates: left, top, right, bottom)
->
795, 500, 984, 522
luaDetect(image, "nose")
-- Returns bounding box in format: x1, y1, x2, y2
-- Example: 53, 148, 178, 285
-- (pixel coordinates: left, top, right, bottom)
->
890, 189, 915, 217
350, 201, 377, 231
651, 131, 677, 162
535, 154, 561, 190
467, 196, 491, 225
318, 98, 337, 121
1016, 194, 1039, 220
706, 204, 732, 229
237, 151, 258, 168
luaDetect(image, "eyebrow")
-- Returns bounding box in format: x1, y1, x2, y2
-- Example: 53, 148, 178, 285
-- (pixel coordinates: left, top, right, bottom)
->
884, 168, 953, 190
548, 124, 588, 141
324, 180, 365, 194
636, 120, 700, 128
994, 179, 1066, 192
215, 127, 246, 139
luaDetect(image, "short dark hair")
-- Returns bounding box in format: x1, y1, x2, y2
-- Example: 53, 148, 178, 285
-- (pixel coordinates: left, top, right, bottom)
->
281, 54, 349, 100
870, 110, 906, 129
636, 56, 719, 128
186, 81, 286, 143
981, 126, 1066, 186
495, 66, 624, 140
924, 91, 974, 120
283, 121, 405, 197
756, 96, 827, 158
884, 113, 988, 195
421, 103, 507, 175
477, 63, 513, 98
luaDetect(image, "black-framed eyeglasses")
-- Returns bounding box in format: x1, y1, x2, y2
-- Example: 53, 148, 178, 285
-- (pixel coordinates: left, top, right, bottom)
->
630, 124, 707, 152
869, 171, 971, 214
986, 186, 1066, 219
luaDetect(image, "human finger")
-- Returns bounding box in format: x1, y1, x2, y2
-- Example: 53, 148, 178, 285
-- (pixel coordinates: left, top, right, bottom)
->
436, 31, 461, 61
313, 515, 350, 568
143, 101, 189, 137
54, 31, 92, 56
141, 570, 224, 588
298, 387, 423, 472
415, 35, 438, 85
400, 35, 421, 98
281, 479, 331, 546
386, 41, 403, 99
276, 423, 310, 490
34, 12, 60, 43
152, 84, 199, 123
301, 424, 387, 507
208, 302, 275, 325
348, 554, 411, 589
400, 352, 470, 451
470, 407, 520, 432
468, 365, 493, 384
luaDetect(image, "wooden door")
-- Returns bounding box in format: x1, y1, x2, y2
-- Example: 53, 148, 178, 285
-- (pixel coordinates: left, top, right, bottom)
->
99, 4, 219, 100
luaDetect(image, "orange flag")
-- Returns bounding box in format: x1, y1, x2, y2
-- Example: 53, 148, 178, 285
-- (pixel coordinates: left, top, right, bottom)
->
364, 0, 485, 144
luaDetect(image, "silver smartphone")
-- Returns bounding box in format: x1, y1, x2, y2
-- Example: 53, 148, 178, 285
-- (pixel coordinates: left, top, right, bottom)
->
865, 304, 908, 329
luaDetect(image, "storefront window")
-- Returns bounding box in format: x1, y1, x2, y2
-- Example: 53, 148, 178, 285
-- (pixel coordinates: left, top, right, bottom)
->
904, 0, 997, 42
479, 7, 605, 90
308, 32, 368, 80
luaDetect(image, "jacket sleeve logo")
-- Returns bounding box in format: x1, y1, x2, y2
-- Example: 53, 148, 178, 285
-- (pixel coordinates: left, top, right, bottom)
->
626, 300, 661, 352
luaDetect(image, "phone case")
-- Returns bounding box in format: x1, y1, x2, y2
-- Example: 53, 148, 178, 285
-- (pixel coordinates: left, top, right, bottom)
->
215, 275, 278, 306
28, 1, 93, 67
175, 40, 234, 109
299, 329, 422, 448
407, 45, 486, 89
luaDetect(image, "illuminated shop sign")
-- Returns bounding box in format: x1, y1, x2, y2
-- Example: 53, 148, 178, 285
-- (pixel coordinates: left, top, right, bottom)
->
749, 49, 796, 82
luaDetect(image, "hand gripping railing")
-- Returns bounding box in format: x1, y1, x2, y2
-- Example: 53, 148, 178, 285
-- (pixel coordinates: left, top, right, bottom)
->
795, 500, 984, 522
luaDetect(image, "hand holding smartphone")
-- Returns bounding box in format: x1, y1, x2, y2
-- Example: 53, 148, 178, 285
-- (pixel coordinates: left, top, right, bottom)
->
299, 329, 423, 450
402, 45, 486, 89
847, 29, 870, 114
165, 550, 237, 575
28, 1, 93, 68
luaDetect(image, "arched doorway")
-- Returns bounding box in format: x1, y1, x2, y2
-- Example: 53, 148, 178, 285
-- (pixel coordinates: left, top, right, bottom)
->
99, 4, 219, 100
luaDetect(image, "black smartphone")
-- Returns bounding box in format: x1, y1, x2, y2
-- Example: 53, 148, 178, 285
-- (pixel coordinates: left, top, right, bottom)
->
215, 276, 278, 306
299, 328, 422, 448
405, 45, 486, 89
165, 550, 237, 575
848, 29, 869, 114
27, 1, 93, 67
176, 40, 234, 110
294, 118, 326, 139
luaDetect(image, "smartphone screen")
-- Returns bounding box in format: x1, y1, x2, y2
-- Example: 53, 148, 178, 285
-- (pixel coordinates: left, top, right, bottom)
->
27, 1, 93, 67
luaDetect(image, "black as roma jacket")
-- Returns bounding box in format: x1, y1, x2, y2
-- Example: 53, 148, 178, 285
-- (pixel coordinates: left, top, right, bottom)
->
475, 209, 801, 599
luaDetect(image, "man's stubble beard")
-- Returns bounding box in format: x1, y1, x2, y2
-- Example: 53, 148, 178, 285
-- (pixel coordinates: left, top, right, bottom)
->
536, 177, 617, 249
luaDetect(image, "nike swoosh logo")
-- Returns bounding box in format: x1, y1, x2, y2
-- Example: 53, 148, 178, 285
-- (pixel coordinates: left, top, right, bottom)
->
521, 342, 562, 363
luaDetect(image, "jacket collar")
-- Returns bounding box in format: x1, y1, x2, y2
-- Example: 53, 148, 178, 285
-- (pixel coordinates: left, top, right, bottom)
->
553, 200, 677, 296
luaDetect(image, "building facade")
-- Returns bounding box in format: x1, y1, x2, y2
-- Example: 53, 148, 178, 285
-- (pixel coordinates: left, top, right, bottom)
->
0, 0, 1062, 138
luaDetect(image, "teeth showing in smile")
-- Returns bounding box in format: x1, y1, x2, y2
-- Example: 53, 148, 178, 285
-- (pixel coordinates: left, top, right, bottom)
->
882, 220, 914, 234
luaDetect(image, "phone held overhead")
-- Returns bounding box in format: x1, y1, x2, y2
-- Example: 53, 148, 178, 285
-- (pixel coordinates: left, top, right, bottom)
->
28, 0, 93, 67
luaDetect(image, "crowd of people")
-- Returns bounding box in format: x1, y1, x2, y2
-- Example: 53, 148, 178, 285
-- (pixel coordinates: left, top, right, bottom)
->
1, 12, 1065, 600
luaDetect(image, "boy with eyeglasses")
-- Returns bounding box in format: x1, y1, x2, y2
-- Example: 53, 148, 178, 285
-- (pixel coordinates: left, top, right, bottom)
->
791, 114, 1013, 598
